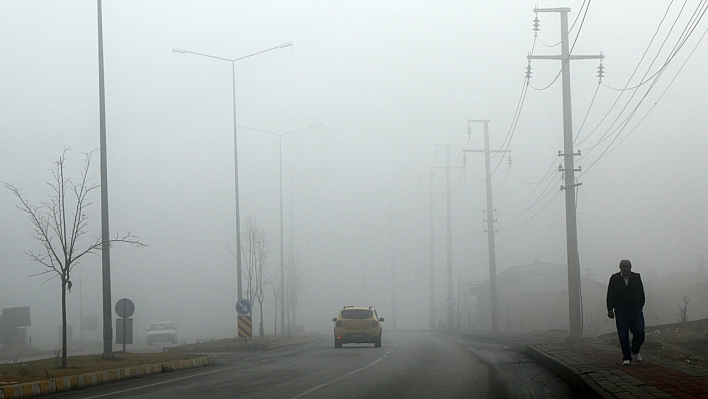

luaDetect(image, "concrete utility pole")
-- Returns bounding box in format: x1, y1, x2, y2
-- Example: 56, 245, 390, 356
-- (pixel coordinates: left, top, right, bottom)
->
389, 201, 397, 331
431, 146, 464, 331
429, 168, 435, 330
463, 119, 509, 334
527, 7, 603, 340
432, 145, 454, 331
444, 145, 453, 331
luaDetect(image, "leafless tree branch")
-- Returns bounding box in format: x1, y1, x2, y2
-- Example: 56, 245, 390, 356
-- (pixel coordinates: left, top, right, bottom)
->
4, 149, 144, 367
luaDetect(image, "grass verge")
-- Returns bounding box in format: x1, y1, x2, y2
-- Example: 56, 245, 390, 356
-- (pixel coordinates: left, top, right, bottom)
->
167, 332, 322, 353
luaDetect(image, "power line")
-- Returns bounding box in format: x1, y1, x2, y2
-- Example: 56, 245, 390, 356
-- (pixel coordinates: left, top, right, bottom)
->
579, 0, 700, 156
572, 81, 602, 144
578, 0, 708, 171
498, 190, 562, 233
503, 162, 562, 222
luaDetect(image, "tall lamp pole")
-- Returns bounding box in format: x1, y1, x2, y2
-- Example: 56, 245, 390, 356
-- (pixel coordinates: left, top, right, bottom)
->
96, 0, 113, 360
285, 168, 322, 333
172, 42, 292, 303
238, 124, 322, 336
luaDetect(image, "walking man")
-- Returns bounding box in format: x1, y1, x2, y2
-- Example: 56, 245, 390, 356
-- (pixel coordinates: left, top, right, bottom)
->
607, 259, 646, 366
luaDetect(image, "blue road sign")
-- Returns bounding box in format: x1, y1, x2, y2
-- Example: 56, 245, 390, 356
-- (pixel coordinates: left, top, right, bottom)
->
236, 299, 251, 316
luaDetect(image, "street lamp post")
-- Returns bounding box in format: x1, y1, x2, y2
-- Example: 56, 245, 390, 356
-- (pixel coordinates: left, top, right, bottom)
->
172, 42, 292, 304
96, 0, 113, 360
285, 168, 322, 334
238, 124, 322, 336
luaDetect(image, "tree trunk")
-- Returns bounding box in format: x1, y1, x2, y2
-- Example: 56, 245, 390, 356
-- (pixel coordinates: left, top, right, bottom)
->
293, 307, 297, 333
274, 298, 278, 337
259, 301, 265, 338
61, 279, 67, 368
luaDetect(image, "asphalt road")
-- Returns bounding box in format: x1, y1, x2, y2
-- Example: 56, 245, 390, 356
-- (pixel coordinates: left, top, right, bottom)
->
44, 332, 573, 399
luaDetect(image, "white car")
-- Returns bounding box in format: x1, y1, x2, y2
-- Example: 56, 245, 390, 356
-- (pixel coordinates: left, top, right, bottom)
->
146, 321, 178, 345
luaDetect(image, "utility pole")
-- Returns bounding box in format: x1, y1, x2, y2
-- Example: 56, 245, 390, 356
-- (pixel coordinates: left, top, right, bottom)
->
389, 200, 397, 331
79, 265, 83, 342
464, 119, 509, 334
445, 145, 453, 332
432, 145, 454, 331
431, 145, 463, 332
527, 7, 603, 340
429, 168, 435, 331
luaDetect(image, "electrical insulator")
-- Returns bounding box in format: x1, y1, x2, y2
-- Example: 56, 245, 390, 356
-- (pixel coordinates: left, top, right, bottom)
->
533, 16, 540, 33
525, 62, 533, 80
507, 155, 512, 167
597, 62, 605, 83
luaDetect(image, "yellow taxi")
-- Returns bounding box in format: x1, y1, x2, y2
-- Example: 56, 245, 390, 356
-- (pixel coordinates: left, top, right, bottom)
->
331, 306, 384, 348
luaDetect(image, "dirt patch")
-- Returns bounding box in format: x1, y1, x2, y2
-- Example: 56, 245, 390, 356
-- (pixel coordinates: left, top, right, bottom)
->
0, 352, 202, 386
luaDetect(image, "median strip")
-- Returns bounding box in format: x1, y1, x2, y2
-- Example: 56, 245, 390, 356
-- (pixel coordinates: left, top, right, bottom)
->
0, 356, 212, 399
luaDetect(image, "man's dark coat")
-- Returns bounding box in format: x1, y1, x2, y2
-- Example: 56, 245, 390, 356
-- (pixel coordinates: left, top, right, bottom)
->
606, 271, 645, 311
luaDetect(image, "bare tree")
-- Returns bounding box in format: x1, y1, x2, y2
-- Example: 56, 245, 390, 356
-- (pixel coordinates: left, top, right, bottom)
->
256, 265, 280, 338
678, 295, 690, 323
240, 217, 259, 307
240, 217, 270, 338
268, 281, 280, 337
286, 265, 303, 336
4, 149, 143, 368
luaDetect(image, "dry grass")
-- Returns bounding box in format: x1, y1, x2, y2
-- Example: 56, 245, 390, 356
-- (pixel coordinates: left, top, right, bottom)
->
167, 332, 320, 353
598, 322, 708, 369
0, 352, 201, 386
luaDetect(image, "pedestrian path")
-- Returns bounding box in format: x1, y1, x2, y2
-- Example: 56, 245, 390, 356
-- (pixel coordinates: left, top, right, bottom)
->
527, 341, 708, 398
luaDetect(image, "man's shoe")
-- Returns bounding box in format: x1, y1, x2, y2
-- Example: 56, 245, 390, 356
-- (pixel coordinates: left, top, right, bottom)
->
632, 353, 643, 362
623, 359, 631, 366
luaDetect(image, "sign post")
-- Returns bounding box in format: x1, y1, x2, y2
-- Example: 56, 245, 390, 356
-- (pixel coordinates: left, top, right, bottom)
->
236, 299, 252, 342
115, 298, 135, 353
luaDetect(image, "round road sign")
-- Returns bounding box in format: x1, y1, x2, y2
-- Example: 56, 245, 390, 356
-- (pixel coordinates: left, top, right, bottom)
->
236, 299, 251, 315
115, 298, 135, 318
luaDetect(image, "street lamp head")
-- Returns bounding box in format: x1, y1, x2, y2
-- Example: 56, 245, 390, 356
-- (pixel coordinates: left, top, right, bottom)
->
279, 42, 293, 49
172, 47, 187, 54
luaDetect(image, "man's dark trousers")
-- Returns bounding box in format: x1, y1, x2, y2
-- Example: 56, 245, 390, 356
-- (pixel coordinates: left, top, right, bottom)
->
615, 308, 645, 361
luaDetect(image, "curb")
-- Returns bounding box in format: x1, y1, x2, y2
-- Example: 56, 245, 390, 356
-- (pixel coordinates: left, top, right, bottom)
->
0, 355, 213, 399
526, 345, 609, 399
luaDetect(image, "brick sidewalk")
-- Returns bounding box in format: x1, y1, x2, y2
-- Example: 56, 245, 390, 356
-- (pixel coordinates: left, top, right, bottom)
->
527, 341, 708, 398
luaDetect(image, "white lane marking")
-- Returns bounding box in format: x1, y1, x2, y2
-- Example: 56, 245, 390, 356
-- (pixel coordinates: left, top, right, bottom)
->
80, 341, 328, 399
289, 347, 395, 399
80, 359, 268, 399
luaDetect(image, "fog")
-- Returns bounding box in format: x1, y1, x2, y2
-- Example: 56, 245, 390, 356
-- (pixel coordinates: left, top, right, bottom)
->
2, 1, 707, 347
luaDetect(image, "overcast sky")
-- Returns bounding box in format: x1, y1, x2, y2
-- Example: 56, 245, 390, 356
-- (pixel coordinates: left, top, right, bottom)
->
2, 1, 707, 345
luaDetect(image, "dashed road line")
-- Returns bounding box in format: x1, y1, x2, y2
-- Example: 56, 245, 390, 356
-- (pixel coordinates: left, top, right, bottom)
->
80, 342, 327, 399
289, 347, 396, 399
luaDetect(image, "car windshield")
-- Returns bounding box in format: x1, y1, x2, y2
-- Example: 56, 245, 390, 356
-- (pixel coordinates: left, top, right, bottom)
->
341, 309, 373, 319
150, 323, 174, 330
